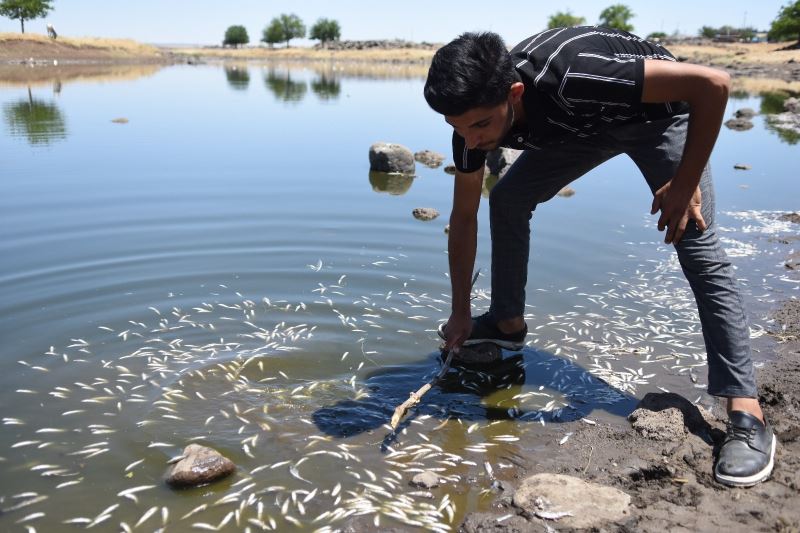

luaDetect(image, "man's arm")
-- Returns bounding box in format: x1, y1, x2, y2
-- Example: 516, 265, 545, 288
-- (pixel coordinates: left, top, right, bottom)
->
443, 166, 484, 350
641, 59, 730, 244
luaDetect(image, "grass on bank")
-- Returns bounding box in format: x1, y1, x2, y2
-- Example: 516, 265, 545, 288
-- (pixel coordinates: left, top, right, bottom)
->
0, 32, 161, 57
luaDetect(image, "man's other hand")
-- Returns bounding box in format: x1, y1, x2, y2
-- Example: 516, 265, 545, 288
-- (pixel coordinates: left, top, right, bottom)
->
651, 181, 707, 244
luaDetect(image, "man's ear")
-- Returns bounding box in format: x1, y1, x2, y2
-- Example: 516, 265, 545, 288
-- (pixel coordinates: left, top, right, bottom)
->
509, 81, 525, 103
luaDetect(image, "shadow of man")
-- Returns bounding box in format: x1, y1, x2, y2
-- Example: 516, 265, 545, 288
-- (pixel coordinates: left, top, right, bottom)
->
312, 348, 641, 440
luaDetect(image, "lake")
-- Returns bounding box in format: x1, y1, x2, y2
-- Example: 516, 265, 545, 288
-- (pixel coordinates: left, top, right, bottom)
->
1, 61, 798, 531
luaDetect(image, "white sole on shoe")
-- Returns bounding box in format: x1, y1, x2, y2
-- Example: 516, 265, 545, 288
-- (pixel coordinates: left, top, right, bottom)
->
714, 434, 776, 487
437, 323, 524, 351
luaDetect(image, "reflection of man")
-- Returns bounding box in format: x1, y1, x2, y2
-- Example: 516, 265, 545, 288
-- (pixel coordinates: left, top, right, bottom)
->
425, 28, 774, 487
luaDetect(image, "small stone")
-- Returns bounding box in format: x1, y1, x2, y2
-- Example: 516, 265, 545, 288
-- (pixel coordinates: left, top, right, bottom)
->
165, 444, 236, 488
733, 163, 751, 170
412, 207, 439, 221
443, 165, 456, 175
734, 108, 756, 119
410, 471, 440, 488
557, 186, 576, 198
444, 224, 450, 234
111, 117, 129, 124
414, 150, 445, 168
724, 118, 754, 131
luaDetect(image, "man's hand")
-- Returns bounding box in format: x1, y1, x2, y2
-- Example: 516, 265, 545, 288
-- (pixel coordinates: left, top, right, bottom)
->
650, 180, 707, 244
443, 311, 472, 351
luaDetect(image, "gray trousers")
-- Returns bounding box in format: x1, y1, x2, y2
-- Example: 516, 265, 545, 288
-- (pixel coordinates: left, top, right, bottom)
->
488, 114, 757, 398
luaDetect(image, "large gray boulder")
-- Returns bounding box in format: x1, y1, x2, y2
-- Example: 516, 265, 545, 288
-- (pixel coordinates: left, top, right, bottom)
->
513, 473, 631, 529
165, 444, 236, 488
486, 147, 522, 178
369, 142, 415, 174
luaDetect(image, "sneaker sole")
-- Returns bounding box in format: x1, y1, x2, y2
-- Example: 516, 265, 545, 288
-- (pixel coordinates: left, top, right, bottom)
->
437, 323, 524, 351
714, 434, 776, 488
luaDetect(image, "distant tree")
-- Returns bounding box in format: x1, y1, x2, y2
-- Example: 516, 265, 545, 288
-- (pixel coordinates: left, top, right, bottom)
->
699, 25, 717, 38
223, 25, 249, 48
0, 0, 54, 34
261, 19, 285, 48
310, 18, 341, 45
740, 27, 757, 41
768, 0, 800, 44
598, 4, 635, 32
546, 10, 586, 29
646, 31, 667, 41
277, 13, 305, 47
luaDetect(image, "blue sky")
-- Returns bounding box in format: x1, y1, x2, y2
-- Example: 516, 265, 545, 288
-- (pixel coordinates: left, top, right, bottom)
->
0, 1, 787, 45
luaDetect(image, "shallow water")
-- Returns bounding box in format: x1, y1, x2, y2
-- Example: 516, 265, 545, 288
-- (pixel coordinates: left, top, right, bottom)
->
1, 63, 798, 531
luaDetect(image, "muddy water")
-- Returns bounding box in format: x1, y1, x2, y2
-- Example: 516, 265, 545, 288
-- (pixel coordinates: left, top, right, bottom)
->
0, 63, 798, 531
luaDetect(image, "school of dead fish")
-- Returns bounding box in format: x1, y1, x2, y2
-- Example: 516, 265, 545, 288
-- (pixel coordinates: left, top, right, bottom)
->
0, 210, 796, 531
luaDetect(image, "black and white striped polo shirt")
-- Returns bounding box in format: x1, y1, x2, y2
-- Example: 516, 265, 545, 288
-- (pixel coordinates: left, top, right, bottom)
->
453, 26, 688, 173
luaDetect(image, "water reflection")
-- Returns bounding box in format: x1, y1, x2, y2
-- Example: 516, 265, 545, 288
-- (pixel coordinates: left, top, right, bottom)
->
224, 64, 250, 91
311, 73, 341, 101
0, 63, 163, 89
3, 87, 66, 145
264, 69, 307, 103
760, 90, 800, 145
369, 170, 414, 195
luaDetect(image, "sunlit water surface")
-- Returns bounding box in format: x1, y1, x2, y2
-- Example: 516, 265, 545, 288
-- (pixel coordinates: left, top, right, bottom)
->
1, 62, 798, 531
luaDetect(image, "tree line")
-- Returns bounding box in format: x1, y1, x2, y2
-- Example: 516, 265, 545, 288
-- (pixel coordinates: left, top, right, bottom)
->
223, 14, 340, 48
546, 2, 800, 44
1, 1, 798, 47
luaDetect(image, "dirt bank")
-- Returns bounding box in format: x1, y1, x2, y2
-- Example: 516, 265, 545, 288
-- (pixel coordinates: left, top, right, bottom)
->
0, 33, 163, 63
460, 285, 800, 529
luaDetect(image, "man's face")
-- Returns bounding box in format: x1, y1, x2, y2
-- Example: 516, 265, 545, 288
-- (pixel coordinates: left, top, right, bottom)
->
445, 100, 514, 152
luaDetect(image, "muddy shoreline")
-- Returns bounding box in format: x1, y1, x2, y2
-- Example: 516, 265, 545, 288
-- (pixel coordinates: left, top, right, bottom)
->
457, 258, 800, 531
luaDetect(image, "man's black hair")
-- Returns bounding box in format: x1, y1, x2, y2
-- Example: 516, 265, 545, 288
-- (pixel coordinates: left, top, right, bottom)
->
424, 32, 517, 116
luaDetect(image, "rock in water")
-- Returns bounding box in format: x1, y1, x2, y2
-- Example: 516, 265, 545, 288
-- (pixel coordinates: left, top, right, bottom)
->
369, 142, 415, 174
412, 207, 439, 221
557, 186, 576, 197
734, 108, 756, 119
734, 163, 752, 170
443, 165, 457, 175
513, 473, 631, 529
414, 150, 445, 168
410, 471, 440, 488
165, 444, 236, 488
486, 147, 521, 178
724, 118, 753, 131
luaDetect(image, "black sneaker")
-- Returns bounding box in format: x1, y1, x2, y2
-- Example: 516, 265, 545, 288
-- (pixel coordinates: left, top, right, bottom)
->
437, 312, 527, 351
714, 411, 776, 487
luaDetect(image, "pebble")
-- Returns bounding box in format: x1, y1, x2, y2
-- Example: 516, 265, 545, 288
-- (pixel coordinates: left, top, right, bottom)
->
410, 471, 439, 489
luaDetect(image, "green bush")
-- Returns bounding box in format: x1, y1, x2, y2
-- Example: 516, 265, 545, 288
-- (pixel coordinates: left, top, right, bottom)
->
546, 11, 586, 29
223, 25, 249, 48
768, 0, 800, 43
0, 0, 54, 33
262, 13, 305, 48
598, 4, 634, 32
310, 18, 341, 45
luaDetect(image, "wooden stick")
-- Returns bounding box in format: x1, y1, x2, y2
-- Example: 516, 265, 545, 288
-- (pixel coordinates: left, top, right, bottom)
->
388, 269, 480, 432
389, 349, 455, 431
